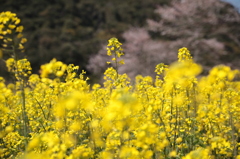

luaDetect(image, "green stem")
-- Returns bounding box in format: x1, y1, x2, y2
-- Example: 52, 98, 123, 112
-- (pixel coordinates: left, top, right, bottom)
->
34, 98, 48, 120
21, 80, 29, 145
114, 50, 119, 79
173, 103, 178, 150
192, 84, 197, 117
229, 112, 237, 157
12, 38, 29, 146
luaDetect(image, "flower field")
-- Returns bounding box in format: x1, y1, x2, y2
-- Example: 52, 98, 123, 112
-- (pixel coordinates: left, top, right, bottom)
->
1, 11, 240, 159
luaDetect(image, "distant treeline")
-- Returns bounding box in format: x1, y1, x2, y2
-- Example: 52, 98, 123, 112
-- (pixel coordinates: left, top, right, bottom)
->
0, 0, 170, 82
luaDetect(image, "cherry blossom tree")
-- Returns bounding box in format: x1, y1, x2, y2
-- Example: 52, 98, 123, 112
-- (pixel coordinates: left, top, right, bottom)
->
87, 0, 240, 80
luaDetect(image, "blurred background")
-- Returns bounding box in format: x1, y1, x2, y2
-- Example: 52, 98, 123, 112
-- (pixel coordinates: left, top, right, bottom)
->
222, 0, 240, 11
1, 0, 240, 83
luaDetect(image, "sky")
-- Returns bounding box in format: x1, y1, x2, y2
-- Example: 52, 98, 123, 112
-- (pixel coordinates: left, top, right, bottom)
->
222, 0, 240, 12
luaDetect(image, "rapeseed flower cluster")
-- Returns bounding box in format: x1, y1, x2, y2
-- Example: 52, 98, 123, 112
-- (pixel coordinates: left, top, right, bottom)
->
0, 11, 26, 55
1, 11, 240, 159
106, 38, 125, 78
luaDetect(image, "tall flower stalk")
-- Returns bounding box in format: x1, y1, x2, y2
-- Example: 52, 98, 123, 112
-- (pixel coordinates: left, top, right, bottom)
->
0, 11, 30, 146
106, 37, 125, 79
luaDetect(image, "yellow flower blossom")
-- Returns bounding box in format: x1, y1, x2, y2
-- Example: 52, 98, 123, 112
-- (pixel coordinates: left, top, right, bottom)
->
0, 23, 240, 159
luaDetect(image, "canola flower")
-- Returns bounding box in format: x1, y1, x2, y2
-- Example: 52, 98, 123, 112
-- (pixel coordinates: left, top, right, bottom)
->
106, 37, 125, 79
0, 11, 26, 55
1, 12, 240, 159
